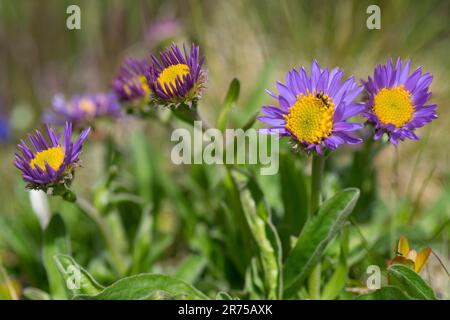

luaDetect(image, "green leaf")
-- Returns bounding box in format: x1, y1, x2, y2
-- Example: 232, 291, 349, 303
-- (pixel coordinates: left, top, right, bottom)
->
131, 130, 155, 203
387, 264, 436, 300
22, 287, 51, 300
54, 254, 103, 296
42, 214, 70, 299
240, 175, 282, 299
217, 78, 240, 131
283, 188, 360, 298
75, 274, 210, 300
174, 255, 207, 284
130, 205, 153, 275
357, 286, 412, 300
241, 111, 259, 131
279, 152, 309, 251
223, 169, 254, 273
321, 263, 348, 300
171, 102, 198, 125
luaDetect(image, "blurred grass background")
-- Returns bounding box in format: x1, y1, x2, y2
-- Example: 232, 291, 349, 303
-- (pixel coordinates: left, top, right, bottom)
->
0, 0, 449, 299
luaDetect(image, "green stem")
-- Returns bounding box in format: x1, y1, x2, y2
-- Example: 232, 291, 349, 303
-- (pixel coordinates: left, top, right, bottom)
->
308, 263, 321, 300
308, 154, 325, 299
75, 196, 127, 276
310, 155, 325, 215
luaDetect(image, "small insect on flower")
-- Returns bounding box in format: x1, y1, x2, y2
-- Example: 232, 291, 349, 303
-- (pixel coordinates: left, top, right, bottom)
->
388, 235, 431, 273
44, 92, 121, 127
14, 122, 90, 192
113, 58, 152, 105
147, 43, 207, 108
258, 60, 364, 154
362, 58, 437, 145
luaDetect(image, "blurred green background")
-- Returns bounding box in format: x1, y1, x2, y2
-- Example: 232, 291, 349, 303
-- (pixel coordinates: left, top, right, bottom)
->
0, 0, 448, 299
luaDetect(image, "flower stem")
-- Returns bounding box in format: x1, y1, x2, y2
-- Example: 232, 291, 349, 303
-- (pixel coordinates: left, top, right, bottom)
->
308, 154, 325, 299
310, 155, 325, 215
75, 196, 127, 276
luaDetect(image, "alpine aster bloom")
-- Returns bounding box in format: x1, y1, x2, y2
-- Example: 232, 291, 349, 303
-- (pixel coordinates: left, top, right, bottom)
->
113, 58, 151, 104
362, 58, 437, 144
258, 61, 364, 154
44, 92, 121, 126
14, 122, 90, 190
147, 43, 206, 107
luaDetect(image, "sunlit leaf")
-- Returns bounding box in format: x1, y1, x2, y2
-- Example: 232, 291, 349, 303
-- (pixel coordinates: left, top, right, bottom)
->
387, 264, 436, 300
415, 248, 431, 273
397, 235, 410, 257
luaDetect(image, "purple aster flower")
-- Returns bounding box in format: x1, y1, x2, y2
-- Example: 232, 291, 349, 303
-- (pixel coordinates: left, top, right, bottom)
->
258, 60, 364, 154
147, 43, 207, 107
113, 58, 151, 104
14, 122, 90, 190
44, 92, 121, 127
362, 58, 437, 145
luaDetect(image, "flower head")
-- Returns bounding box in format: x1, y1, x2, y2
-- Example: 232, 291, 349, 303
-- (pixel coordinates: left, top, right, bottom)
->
388, 235, 431, 273
258, 61, 364, 154
113, 58, 151, 104
147, 43, 206, 107
44, 92, 121, 127
14, 122, 90, 190
362, 58, 437, 144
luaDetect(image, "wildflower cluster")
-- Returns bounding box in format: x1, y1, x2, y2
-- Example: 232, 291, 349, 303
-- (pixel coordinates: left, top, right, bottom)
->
113, 43, 206, 110
258, 58, 437, 153
10, 38, 442, 302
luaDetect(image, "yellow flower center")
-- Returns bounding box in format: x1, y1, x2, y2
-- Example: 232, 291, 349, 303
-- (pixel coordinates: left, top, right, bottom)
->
284, 91, 334, 144
29, 147, 65, 172
157, 64, 190, 94
138, 75, 150, 94
79, 98, 96, 116
123, 75, 150, 97
373, 86, 414, 127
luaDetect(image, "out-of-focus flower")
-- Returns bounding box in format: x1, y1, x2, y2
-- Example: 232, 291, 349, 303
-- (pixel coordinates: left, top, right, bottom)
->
145, 18, 182, 45
0, 116, 10, 143
0, 99, 10, 143
362, 58, 437, 145
258, 60, 364, 154
147, 43, 207, 108
14, 122, 90, 191
113, 58, 151, 105
388, 235, 431, 273
44, 92, 121, 127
